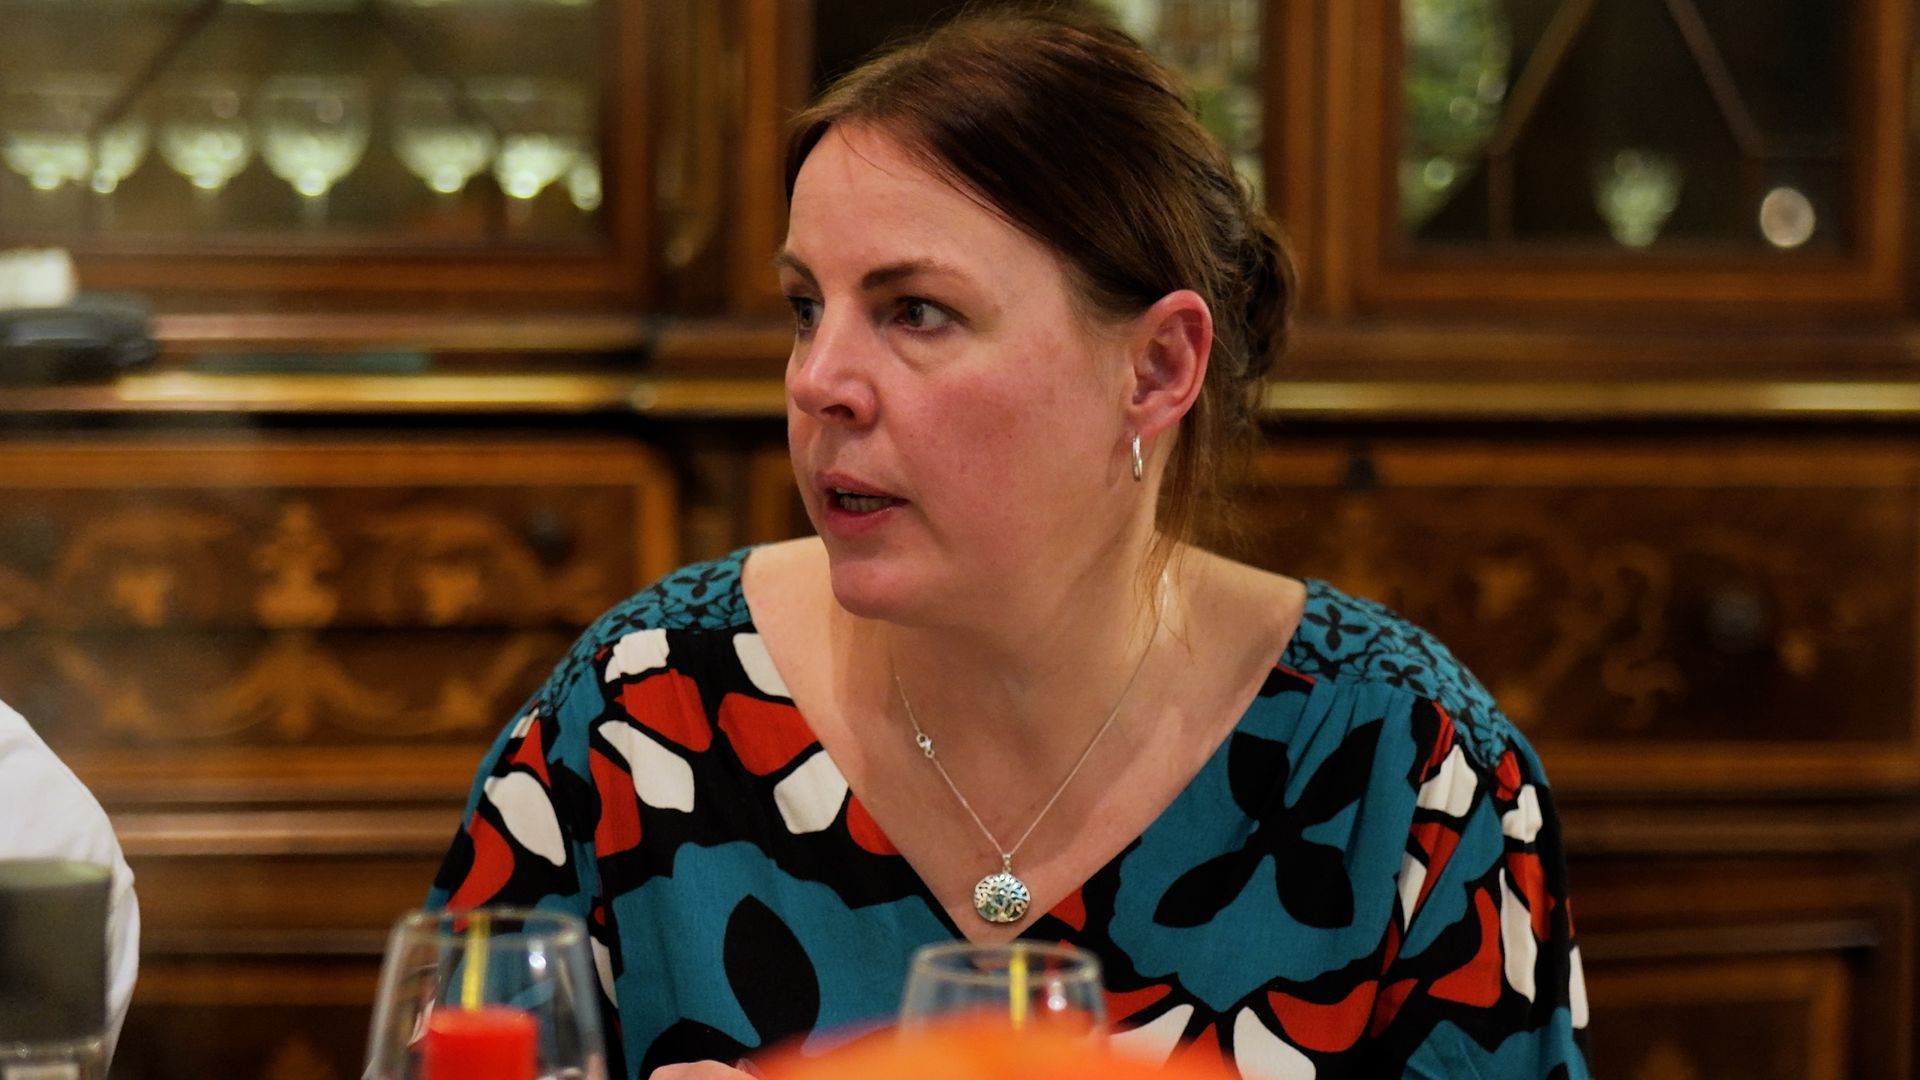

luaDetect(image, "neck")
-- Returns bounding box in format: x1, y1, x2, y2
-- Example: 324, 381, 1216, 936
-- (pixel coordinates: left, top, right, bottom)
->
871, 538, 1179, 763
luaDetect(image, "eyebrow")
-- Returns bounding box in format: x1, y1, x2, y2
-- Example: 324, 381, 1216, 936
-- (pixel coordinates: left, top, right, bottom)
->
772, 250, 816, 287
772, 251, 969, 292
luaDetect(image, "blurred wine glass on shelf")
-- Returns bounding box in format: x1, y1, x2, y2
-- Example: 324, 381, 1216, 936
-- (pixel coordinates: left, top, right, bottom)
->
1592, 148, 1682, 248
88, 110, 150, 198
2, 82, 93, 194
363, 908, 607, 1080
257, 75, 370, 225
158, 80, 254, 211
472, 78, 591, 221
899, 942, 1106, 1040
565, 154, 600, 212
394, 78, 497, 197
1, 76, 149, 200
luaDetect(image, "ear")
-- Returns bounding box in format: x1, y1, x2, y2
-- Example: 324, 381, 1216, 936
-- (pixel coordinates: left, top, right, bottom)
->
1124, 289, 1211, 442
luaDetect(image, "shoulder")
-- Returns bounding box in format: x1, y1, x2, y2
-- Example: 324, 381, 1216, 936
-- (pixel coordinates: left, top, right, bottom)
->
0, 699, 123, 866
549, 549, 756, 675
498, 550, 761, 750
597, 549, 755, 636
1283, 580, 1518, 769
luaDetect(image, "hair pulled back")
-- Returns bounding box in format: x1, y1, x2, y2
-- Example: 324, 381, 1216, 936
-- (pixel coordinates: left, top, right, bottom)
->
785, 3, 1295, 561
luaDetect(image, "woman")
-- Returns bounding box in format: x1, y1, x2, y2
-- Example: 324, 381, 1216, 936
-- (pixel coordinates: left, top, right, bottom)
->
431, 8, 1590, 1079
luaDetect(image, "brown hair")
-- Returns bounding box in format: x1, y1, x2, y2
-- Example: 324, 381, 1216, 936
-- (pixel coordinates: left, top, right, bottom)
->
785, 3, 1294, 574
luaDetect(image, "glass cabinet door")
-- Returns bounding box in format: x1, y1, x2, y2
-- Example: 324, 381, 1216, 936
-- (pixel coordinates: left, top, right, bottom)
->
1325, 0, 1909, 316
0, 0, 649, 302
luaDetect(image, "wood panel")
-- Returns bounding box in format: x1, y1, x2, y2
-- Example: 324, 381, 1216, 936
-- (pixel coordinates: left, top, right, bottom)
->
1585, 957, 1850, 1080
0, 438, 676, 801
115, 960, 380, 1080
1237, 437, 1920, 794
1574, 859, 1914, 1080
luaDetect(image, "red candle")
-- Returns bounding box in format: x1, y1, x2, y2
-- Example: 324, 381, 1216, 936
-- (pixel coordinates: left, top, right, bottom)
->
421, 1005, 538, 1080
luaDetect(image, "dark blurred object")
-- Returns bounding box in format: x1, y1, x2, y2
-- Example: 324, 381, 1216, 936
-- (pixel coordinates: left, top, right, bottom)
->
0, 295, 155, 386
0, 859, 109, 1048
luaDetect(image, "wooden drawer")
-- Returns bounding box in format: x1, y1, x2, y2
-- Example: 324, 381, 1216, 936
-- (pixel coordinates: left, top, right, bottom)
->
1585, 956, 1849, 1080
0, 438, 677, 804
1239, 437, 1920, 794
1575, 860, 1913, 1080
114, 958, 378, 1080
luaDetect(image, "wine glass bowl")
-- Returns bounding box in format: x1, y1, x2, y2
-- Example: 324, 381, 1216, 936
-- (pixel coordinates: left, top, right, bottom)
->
257, 74, 370, 217
899, 942, 1106, 1039
393, 77, 498, 196
1592, 148, 1682, 249
470, 78, 590, 205
1, 75, 145, 195
364, 907, 608, 1080
88, 111, 149, 195
565, 154, 601, 211
158, 80, 254, 194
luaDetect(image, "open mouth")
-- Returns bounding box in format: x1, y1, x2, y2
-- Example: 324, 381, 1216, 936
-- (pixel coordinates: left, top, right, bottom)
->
829, 487, 901, 513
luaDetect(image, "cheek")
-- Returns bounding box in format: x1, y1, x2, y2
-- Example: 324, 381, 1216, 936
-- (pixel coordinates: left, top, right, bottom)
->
786, 411, 821, 499
921, 373, 1102, 505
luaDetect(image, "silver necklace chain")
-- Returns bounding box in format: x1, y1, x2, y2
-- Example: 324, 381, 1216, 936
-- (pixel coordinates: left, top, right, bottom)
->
893, 579, 1168, 872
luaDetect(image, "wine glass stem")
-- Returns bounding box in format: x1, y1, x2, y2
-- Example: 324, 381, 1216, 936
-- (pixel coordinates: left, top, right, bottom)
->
301, 191, 328, 228
192, 185, 223, 225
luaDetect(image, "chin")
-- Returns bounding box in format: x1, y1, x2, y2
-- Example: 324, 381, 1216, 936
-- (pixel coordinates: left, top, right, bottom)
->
820, 547, 950, 626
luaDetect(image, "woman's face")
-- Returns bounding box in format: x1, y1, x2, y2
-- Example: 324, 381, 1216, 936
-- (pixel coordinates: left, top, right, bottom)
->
780, 125, 1141, 625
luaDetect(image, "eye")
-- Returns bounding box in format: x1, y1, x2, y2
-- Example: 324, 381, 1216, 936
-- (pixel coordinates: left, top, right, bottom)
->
787, 296, 821, 334
896, 298, 956, 331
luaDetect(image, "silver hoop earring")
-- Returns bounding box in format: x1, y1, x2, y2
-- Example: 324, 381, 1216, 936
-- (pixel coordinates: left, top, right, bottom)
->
1130, 434, 1145, 483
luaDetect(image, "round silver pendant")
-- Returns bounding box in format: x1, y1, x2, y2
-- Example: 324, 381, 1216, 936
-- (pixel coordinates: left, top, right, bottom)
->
973, 870, 1031, 924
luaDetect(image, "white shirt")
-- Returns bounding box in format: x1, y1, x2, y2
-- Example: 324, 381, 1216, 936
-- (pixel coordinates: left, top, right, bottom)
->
0, 698, 139, 1056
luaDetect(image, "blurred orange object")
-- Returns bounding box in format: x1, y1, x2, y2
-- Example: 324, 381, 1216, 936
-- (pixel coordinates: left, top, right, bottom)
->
759, 1021, 1239, 1080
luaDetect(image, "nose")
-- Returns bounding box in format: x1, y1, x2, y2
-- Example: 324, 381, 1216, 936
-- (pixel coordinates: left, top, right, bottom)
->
785, 310, 878, 427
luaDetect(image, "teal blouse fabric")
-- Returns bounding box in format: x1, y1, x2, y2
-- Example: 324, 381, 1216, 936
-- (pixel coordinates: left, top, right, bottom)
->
430, 548, 1591, 1079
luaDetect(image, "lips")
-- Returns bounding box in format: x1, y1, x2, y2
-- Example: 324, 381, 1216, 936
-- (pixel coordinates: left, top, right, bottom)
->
818, 472, 905, 516
833, 490, 897, 512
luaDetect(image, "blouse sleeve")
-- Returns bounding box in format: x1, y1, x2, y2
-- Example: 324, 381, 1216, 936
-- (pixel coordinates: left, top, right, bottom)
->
1369, 699, 1591, 1079
427, 683, 599, 921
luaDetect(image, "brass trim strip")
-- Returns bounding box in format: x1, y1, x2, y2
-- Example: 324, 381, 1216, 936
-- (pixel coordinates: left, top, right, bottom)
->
1263, 380, 1920, 419
5, 372, 1920, 420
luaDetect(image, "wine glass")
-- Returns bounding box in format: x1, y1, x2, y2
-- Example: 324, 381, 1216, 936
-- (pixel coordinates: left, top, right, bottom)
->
257, 75, 370, 225
2, 81, 92, 194
1592, 148, 1682, 249
393, 78, 497, 197
158, 80, 254, 208
88, 108, 150, 197
899, 942, 1105, 1039
2, 76, 147, 196
565, 153, 601, 212
364, 908, 607, 1080
471, 78, 591, 221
